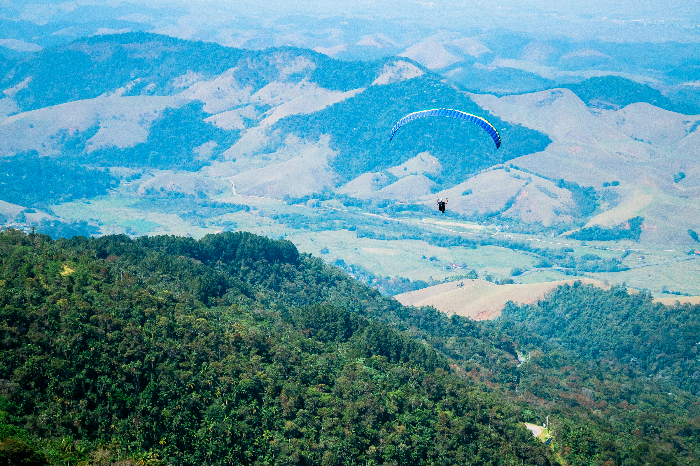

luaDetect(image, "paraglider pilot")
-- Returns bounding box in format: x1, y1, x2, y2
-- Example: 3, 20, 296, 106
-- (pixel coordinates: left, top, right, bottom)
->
437, 198, 448, 213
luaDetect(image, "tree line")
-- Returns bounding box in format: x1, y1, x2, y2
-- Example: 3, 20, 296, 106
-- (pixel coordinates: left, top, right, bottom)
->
1, 229, 699, 465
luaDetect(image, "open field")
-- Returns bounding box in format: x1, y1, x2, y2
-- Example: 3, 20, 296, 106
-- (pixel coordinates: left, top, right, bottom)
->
654, 295, 700, 305
394, 278, 608, 320
45, 189, 700, 303
595, 254, 700, 298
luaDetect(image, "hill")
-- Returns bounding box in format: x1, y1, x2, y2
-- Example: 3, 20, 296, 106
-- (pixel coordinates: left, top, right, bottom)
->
0, 229, 555, 465
272, 76, 550, 187
394, 278, 608, 320
1, 32, 699, 300
561, 75, 699, 114
0, 33, 549, 188
1, 229, 700, 465
470, 87, 700, 246
495, 281, 700, 395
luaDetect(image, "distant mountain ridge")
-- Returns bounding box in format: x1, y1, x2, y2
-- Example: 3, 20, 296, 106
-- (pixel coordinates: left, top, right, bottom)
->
1, 32, 376, 114
0, 32, 549, 188
560, 75, 700, 114
1, 32, 699, 292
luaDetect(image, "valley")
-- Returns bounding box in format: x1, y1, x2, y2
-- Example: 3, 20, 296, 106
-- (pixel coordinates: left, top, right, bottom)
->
44, 177, 700, 300
1, 33, 699, 301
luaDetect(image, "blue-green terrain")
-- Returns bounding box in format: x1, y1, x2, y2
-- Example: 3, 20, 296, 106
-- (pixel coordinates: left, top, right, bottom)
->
1, 20, 700, 466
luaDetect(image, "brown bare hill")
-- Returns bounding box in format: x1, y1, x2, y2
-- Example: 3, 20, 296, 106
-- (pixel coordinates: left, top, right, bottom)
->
471, 89, 700, 245
429, 167, 578, 226
394, 278, 608, 320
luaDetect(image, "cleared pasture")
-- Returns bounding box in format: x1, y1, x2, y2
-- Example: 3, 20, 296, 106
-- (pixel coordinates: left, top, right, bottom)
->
395, 278, 608, 320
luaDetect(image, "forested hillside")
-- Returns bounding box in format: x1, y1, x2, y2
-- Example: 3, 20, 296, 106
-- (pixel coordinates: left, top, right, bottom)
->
273, 76, 550, 186
0, 229, 554, 465
495, 284, 700, 465
561, 76, 700, 114
2, 229, 699, 465
0, 152, 118, 209
1, 32, 384, 114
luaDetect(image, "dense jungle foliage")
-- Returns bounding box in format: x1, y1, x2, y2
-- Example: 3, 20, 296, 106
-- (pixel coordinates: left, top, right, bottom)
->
1, 229, 699, 465
494, 284, 700, 466
497, 282, 700, 395
0, 229, 555, 465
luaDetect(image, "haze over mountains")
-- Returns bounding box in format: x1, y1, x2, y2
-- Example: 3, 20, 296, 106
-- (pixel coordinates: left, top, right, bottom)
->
3, 0, 700, 92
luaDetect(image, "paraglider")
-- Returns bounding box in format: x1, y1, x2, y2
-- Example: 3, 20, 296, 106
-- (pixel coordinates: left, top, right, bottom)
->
437, 198, 448, 213
389, 108, 501, 149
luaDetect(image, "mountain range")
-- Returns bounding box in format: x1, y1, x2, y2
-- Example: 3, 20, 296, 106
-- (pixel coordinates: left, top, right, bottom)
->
1, 32, 699, 299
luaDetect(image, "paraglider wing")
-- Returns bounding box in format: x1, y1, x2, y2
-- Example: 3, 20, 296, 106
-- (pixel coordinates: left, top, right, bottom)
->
389, 108, 501, 149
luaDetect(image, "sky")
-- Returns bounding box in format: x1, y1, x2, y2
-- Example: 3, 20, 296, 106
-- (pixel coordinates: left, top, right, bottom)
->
1, 0, 699, 50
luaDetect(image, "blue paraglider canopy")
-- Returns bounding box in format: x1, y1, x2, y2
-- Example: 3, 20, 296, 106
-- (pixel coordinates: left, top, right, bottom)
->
389, 108, 501, 149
